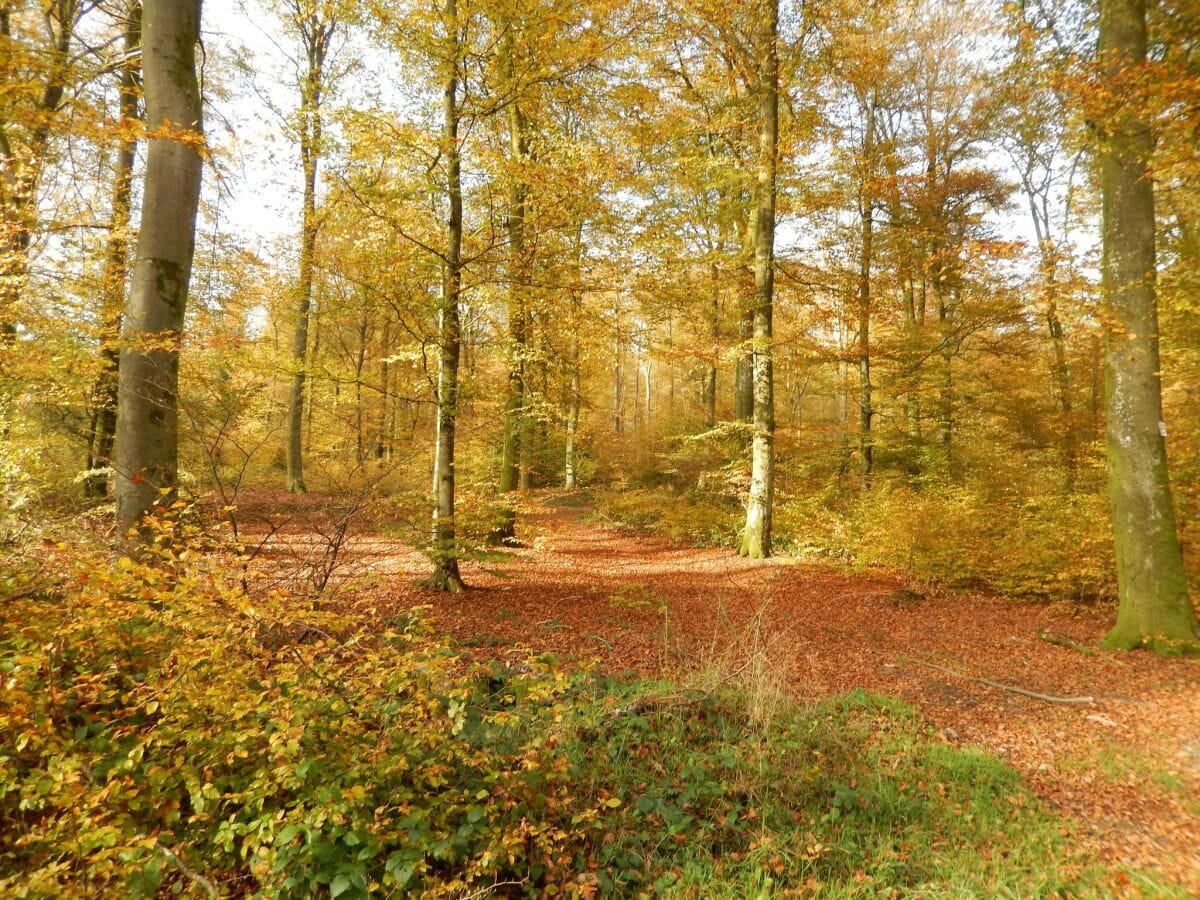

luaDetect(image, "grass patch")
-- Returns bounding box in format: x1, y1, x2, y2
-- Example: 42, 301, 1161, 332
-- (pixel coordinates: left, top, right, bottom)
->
562, 682, 1125, 897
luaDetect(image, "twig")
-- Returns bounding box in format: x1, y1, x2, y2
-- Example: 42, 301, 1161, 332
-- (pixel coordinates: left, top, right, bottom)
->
1037, 629, 1097, 656
457, 878, 528, 899
158, 845, 218, 898
898, 656, 1095, 705
0, 581, 58, 603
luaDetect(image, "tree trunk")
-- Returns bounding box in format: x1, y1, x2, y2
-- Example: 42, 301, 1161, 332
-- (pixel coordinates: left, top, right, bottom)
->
376, 316, 390, 461
424, 0, 466, 592
1097, 0, 1198, 652
612, 339, 622, 432
565, 332, 580, 488
114, 0, 203, 540
738, 0, 777, 560
904, 275, 921, 437
857, 98, 875, 488
564, 224, 583, 488
733, 234, 754, 422
285, 3, 334, 493
935, 279, 953, 463
354, 309, 367, 463
86, 1, 140, 499
1045, 271, 1076, 485
644, 357, 652, 426
1026, 186, 1077, 486
702, 263, 719, 429
493, 23, 528, 542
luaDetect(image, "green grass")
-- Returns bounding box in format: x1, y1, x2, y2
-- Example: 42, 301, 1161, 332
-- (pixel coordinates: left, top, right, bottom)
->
559, 682, 1139, 897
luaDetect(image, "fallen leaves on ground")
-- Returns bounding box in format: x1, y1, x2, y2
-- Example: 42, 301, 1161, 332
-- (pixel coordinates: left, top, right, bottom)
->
241, 490, 1200, 892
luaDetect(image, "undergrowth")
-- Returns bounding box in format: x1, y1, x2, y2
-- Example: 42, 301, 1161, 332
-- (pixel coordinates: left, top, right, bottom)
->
0, 521, 1153, 896
593, 479, 1117, 603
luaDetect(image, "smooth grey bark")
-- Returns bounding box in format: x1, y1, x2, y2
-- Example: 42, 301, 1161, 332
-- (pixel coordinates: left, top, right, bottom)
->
114, 0, 203, 538
1097, 0, 1198, 652
86, 1, 140, 499
738, 0, 777, 559
424, 0, 465, 592
285, 1, 335, 493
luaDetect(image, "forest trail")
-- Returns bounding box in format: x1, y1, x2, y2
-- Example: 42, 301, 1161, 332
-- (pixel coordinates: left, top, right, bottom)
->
257, 491, 1200, 889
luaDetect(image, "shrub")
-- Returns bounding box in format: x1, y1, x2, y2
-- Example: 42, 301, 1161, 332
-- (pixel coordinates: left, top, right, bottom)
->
592, 486, 740, 548
0, 535, 603, 897
777, 482, 1115, 602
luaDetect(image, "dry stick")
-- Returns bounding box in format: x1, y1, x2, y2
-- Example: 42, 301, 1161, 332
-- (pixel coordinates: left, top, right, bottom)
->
457, 879, 528, 900
0, 582, 58, 603
1037, 629, 1097, 656
158, 845, 218, 898
898, 655, 1095, 705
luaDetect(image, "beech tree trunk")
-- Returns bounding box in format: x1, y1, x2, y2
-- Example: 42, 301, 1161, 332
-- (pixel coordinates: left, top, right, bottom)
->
935, 276, 953, 462
114, 0, 203, 539
1098, 0, 1198, 652
425, 0, 465, 592
1043, 256, 1077, 485
738, 0, 777, 560
285, 1, 334, 493
564, 225, 583, 488
375, 316, 390, 461
354, 309, 367, 463
733, 224, 755, 423
702, 261, 719, 429
493, 23, 528, 542
612, 341, 622, 432
85, 1, 140, 499
857, 98, 875, 488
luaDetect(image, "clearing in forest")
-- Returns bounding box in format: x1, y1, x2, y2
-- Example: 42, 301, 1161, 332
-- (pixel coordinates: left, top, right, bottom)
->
247, 491, 1200, 892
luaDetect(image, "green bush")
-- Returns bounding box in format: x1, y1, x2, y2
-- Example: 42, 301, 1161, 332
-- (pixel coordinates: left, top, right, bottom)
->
0, 537, 600, 897
0, 520, 1137, 898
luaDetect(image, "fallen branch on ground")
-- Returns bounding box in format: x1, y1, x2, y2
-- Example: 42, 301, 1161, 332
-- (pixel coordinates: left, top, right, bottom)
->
897, 656, 1095, 705
1037, 629, 1096, 656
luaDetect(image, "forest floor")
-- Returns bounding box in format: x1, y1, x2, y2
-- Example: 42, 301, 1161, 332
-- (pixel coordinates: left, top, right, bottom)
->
243, 489, 1200, 892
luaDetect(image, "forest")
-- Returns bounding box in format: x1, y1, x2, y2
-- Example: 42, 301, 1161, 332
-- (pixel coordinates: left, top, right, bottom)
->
1, 0, 1199, 895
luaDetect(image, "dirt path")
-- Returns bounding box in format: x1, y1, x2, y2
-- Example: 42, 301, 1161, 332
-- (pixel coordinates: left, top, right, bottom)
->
263, 493, 1200, 890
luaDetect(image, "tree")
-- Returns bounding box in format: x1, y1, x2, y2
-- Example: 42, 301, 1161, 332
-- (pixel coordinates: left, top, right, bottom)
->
738, 0, 777, 559
0, 0, 81, 388
114, 0, 204, 538
492, 10, 531, 542
424, 0, 466, 591
285, 0, 337, 493
1096, 0, 1199, 652
85, 0, 141, 499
